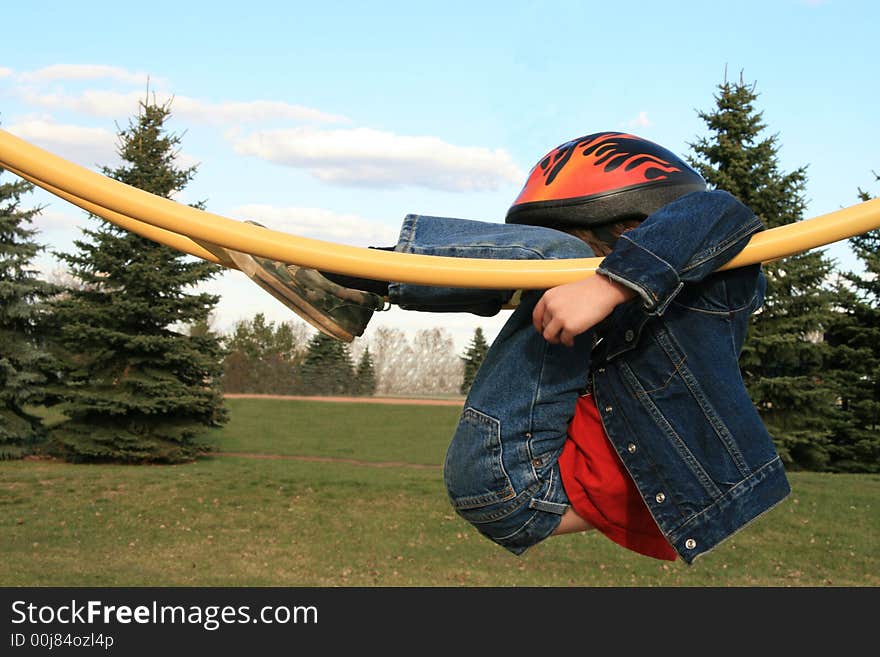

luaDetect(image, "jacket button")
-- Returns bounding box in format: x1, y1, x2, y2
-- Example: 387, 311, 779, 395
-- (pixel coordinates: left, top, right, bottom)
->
685, 538, 697, 550
624, 330, 635, 342
604, 405, 613, 413
627, 443, 637, 454
597, 367, 605, 374
655, 492, 666, 503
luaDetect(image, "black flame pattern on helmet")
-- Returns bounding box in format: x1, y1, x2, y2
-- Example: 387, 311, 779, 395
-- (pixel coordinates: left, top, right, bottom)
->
541, 132, 686, 187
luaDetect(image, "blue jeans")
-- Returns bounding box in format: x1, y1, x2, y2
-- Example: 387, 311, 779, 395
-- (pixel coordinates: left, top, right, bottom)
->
388, 214, 596, 554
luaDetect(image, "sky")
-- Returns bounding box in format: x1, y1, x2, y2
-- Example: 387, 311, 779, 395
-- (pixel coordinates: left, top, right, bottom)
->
1, 0, 876, 351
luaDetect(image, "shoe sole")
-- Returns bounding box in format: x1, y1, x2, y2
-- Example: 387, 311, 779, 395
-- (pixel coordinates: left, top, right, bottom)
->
222, 248, 356, 342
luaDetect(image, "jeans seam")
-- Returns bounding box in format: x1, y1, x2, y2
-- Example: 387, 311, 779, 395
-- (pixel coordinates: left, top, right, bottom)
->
526, 338, 549, 467
411, 243, 550, 258
399, 214, 419, 250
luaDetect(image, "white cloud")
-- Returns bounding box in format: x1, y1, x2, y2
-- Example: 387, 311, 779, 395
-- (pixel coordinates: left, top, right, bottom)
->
18, 88, 348, 125
229, 204, 399, 247
171, 97, 348, 125
19, 89, 146, 119
18, 64, 157, 86
174, 149, 202, 172
30, 207, 82, 232
9, 65, 350, 150
625, 111, 652, 129
233, 127, 525, 191
6, 119, 118, 167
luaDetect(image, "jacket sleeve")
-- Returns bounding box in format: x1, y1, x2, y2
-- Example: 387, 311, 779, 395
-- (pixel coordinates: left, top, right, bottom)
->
596, 189, 765, 315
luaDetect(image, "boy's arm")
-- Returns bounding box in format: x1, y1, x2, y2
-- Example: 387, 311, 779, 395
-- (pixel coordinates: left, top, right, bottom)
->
533, 190, 763, 346
595, 189, 764, 315
533, 274, 635, 347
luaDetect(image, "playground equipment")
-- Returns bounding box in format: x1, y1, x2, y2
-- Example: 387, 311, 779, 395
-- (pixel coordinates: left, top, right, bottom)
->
1, 128, 879, 287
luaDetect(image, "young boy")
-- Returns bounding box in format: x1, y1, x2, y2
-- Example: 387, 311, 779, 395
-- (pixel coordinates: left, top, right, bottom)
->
225, 132, 790, 564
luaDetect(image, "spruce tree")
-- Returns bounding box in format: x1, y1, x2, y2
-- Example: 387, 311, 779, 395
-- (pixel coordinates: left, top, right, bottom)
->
460, 327, 489, 395
823, 175, 880, 471
353, 347, 377, 396
689, 75, 838, 470
298, 333, 354, 395
0, 168, 58, 458
221, 313, 305, 393
47, 99, 227, 463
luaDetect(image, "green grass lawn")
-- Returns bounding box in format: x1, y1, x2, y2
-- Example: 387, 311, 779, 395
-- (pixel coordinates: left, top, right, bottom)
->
1, 398, 876, 586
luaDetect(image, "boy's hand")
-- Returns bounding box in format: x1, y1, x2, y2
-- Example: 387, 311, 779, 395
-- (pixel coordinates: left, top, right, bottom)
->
532, 274, 636, 347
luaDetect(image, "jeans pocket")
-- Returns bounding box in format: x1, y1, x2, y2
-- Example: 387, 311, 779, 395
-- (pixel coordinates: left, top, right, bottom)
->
444, 407, 516, 511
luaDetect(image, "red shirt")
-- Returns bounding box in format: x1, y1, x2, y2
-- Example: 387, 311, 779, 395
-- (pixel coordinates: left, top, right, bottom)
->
558, 394, 678, 561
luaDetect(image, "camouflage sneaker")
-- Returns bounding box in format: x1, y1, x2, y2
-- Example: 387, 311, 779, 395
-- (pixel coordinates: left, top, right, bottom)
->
222, 223, 386, 342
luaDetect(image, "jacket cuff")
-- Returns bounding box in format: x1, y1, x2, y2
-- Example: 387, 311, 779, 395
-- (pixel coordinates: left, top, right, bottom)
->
596, 235, 683, 315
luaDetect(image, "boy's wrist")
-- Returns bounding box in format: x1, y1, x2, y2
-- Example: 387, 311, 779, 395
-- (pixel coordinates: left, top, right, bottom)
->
596, 272, 637, 306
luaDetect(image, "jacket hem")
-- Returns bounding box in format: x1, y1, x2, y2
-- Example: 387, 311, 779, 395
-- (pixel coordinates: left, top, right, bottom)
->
668, 457, 791, 565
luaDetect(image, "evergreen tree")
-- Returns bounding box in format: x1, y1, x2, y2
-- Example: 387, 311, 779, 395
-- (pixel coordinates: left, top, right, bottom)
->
298, 333, 354, 395
460, 327, 489, 395
221, 313, 307, 393
352, 347, 377, 396
0, 168, 58, 458
856, 172, 878, 203
689, 75, 838, 470
823, 174, 880, 471
47, 99, 227, 463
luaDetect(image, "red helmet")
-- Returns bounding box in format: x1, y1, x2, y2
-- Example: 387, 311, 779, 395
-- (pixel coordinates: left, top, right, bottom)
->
505, 131, 706, 229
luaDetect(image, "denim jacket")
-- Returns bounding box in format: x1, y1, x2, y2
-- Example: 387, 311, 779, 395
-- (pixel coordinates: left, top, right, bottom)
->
592, 190, 790, 563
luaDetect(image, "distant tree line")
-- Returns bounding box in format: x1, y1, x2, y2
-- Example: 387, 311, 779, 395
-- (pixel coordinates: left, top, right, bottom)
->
220, 314, 378, 397
219, 318, 462, 399
0, 77, 877, 471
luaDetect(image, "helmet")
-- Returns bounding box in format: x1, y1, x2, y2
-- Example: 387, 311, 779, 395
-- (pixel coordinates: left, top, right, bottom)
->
505, 131, 706, 229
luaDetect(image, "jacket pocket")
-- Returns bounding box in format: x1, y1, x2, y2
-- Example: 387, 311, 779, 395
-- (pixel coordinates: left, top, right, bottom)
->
622, 325, 686, 395
444, 407, 516, 510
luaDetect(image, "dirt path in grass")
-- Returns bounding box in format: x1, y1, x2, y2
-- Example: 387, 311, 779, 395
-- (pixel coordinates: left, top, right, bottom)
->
210, 451, 442, 470
224, 393, 464, 406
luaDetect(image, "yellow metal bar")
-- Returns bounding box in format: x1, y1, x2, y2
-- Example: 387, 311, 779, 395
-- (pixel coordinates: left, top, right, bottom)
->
0, 129, 596, 288
3, 162, 235, 267
721, 198, 880, 270
2, 128, 879, 289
